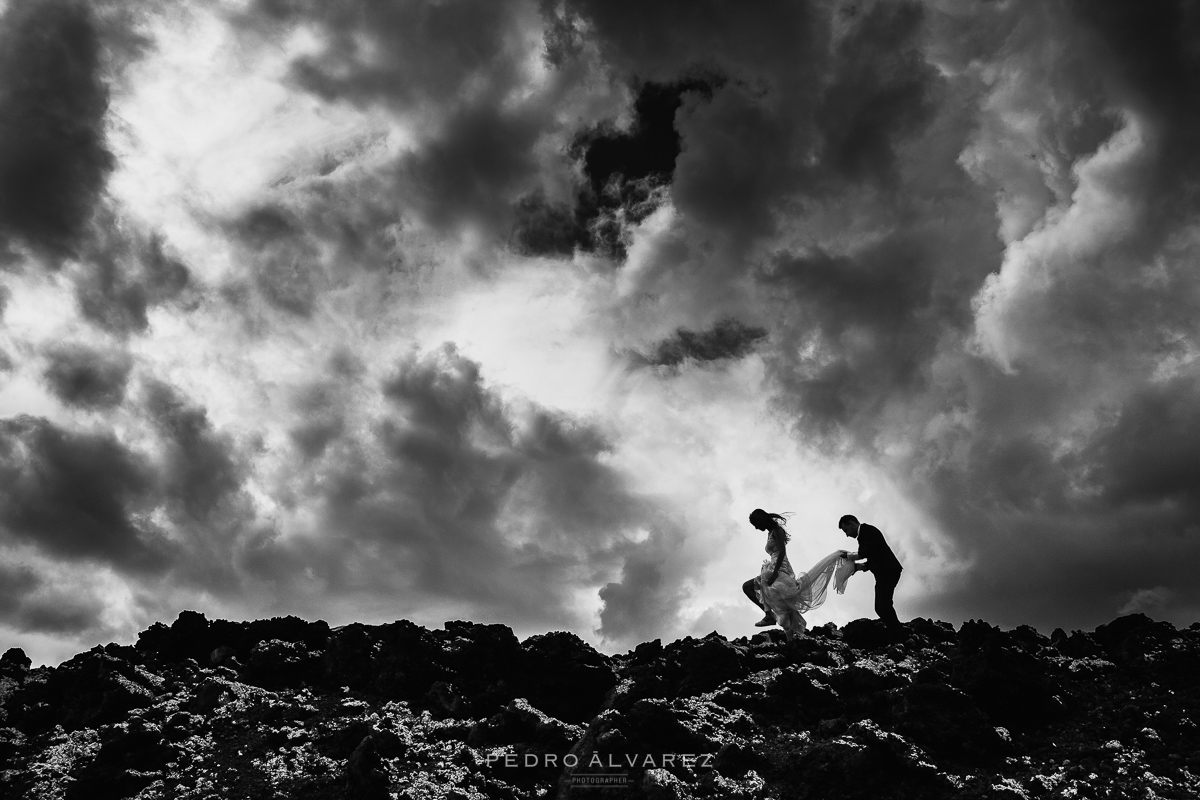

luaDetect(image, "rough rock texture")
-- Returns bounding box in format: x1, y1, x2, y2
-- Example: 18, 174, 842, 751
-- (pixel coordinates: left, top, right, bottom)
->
1, 612, 1198, 798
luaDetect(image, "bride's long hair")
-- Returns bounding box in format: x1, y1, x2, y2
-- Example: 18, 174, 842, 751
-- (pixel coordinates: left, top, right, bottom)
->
749, 509, 792, 542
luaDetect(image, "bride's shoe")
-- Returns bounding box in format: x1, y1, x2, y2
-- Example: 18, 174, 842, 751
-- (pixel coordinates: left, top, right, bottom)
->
754, 614, 776, 627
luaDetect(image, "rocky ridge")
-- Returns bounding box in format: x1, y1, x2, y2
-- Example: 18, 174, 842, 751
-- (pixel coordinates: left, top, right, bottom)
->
1, 611, 1198, 799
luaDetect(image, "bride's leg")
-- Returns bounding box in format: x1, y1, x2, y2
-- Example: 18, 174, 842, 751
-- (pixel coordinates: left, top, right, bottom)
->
742, 578, 768, 612
746, 578, 776, 626
778, 610, 795, 641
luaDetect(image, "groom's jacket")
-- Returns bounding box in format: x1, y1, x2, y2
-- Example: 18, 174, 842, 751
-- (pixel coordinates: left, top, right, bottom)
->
857, 523, 902, 575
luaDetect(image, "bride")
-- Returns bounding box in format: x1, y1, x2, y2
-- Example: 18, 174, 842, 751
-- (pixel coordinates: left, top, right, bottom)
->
742, 509, 851, 640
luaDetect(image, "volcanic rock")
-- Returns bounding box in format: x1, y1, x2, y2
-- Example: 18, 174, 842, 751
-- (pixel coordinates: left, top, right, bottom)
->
1, 611, 1198, 799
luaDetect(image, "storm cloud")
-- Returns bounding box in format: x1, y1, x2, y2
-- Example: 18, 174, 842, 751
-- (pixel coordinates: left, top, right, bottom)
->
638, 318, 768, 369
5, 0, 1200, 664
42, 343, 132, 409
71, 211, 196, 335
0, 0, 114, 257
0, 416, 168, 572
514, 77, 720, 259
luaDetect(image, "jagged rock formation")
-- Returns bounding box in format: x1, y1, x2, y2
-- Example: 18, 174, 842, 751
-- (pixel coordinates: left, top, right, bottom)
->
1, 612, 1198, 798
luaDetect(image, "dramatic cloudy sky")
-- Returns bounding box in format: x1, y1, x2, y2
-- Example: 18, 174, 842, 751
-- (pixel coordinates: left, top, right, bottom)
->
3, 0, 1199, 665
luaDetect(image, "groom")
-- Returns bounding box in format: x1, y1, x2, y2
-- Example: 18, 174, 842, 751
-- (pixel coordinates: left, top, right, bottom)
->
839, 515, 904, 635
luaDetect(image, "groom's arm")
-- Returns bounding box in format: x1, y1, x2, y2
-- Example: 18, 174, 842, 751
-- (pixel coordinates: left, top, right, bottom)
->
855, 527, 881, 571
840, 550, 865, 572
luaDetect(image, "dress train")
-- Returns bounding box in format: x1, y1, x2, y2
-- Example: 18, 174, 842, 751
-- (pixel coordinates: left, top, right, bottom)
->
758, 550, 855, 638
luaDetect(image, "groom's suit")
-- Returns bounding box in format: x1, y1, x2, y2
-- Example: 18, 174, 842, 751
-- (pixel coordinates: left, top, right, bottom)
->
855, 523, 903, 631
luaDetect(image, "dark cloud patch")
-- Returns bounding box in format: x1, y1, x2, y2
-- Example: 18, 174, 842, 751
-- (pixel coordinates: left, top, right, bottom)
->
234, 204, 300, 247
232, 206, 320, 317
290, 419, 345, 460
288, 378, 349, 460
0, 563, 41, 618
765, 237, 938, 338
918, 420, 1076, 533
578, 78, 719, 198
815, 1, 935, 185
1068, 1, 1200, 238
547, 0, 817, 85
0, 377, 260, 600
668, 86, 800, 248
396, 102, 546, 236
0, 0, 114, 257
140, 233, 192, 305
379, 346, 509, 458
0, 416, 169, 573
1071, 1, 1200, 130
1083, 374, 1200, 521
223, 188, 404, 316
598, 545, 688, 644
759, 233, 959, 443
361, 353, 541, 590
870, 364, 1200, 635
510, 191, 583, 258
75, 255, 149, 333
571, 78, 719, 256
673, 1, 937, 243
327, 349, 365, 379
637, 318, 767, 368
42, 343, 132, 409
144, 381, 247, 526
0, 561, 106, 635
514, 78, 718, 259
899, 384, 1200, 630
75, 212, 196, 334
13, 591, 101, 635
908, 513, 1200, 633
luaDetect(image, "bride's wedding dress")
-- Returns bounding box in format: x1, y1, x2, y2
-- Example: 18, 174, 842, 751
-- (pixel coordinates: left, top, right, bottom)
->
758, 540, 855, 637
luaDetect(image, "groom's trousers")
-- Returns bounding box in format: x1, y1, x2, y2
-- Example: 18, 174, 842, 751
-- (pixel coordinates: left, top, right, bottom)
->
874, 568, 903, 631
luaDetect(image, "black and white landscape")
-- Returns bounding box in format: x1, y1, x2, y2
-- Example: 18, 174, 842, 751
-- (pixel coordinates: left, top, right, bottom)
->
3, 5, 1200, 798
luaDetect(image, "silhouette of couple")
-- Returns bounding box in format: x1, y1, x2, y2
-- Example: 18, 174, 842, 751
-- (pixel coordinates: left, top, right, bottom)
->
741, 509, 903, 641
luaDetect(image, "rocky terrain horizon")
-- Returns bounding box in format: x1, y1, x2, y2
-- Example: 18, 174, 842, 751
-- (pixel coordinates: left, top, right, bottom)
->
1, 610, 1197, 799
